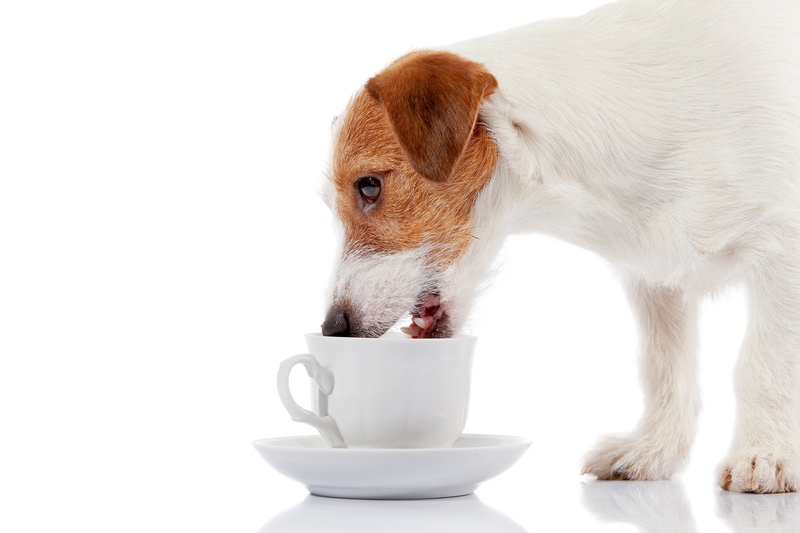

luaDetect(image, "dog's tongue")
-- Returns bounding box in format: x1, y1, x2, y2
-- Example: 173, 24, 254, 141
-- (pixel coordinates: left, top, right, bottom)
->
401, 294, 443, 338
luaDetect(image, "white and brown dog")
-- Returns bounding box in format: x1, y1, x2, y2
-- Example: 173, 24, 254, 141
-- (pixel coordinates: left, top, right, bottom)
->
320, 0, 800, 493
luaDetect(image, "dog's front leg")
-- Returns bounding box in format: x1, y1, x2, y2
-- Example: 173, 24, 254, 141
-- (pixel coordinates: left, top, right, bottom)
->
719, 256, 800, 493
582, 279, 700, 480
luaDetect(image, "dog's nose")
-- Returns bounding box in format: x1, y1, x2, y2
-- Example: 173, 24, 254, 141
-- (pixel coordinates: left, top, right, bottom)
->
321, 310, 350, 336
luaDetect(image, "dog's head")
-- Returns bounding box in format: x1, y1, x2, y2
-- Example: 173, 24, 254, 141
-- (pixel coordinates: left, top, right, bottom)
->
322, 51, 499, 337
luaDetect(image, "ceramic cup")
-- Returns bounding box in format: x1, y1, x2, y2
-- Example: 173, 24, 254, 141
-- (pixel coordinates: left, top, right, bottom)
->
277, 334, 476, 448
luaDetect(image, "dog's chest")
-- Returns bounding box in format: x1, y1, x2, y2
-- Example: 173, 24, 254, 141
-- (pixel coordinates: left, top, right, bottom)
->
584, 225, 743, 289
547, 196, 745, 289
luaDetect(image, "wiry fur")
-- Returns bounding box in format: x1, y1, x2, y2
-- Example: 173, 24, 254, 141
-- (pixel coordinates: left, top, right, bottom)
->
323, 0, 800, 492
326, 246, 438, 338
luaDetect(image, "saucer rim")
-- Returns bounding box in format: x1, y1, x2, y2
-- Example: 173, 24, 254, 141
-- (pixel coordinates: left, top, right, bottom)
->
252, 433, 532, 452
254, 433, 532, 499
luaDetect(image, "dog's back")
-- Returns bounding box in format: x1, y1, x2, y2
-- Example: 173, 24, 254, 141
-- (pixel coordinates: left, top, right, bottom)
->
446, 0, 800, 286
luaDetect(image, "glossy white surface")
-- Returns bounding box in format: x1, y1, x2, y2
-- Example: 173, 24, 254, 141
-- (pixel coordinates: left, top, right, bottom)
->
277, 335, 475, 449
253, 434, 531, 499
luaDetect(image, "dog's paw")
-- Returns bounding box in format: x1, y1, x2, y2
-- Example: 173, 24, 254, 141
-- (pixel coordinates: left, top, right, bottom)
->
582, 434, 686, 481
718, 449, 798, 493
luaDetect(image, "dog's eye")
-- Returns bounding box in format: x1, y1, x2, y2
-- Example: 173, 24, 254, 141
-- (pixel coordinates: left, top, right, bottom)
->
356, 176, 382, 204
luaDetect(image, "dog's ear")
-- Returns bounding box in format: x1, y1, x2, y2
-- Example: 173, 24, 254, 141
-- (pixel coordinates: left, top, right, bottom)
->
365, 51, 497, 182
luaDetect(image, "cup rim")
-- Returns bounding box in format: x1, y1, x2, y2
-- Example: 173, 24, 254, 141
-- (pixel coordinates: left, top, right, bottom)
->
304, 333, 476, 343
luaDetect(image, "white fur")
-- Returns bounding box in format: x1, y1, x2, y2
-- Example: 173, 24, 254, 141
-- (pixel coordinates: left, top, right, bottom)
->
327, 0, 800, 492
327, 246, 438, 337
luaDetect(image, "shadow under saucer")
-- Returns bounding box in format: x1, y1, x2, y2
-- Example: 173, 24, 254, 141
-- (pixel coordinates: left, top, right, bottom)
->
258, 494, 528, 533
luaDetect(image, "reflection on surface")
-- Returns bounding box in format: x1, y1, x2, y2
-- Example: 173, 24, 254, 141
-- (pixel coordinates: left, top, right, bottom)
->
581, 479, 699, 533
717, 488, 800, 532
258, 494, 527, 533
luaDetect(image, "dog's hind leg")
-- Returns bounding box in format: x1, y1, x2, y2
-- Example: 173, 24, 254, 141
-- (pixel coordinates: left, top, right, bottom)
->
582, 279, 700, 481
718, 247, 800, 493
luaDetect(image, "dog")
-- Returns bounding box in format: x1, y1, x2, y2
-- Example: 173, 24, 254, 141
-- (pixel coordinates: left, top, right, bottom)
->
319, 0, 800, 493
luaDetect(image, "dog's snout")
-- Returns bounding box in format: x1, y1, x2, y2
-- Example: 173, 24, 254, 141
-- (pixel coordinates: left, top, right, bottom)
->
321, 310, 350, 337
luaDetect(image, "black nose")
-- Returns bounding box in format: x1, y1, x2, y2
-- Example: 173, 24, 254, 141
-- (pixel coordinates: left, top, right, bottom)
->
321, 310, 350, 336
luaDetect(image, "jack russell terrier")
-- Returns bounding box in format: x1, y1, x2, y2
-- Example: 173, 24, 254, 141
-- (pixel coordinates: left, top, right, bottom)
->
319, 0, 800, 493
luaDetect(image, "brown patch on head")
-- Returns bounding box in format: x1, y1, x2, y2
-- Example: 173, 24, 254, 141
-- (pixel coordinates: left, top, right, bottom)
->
332, 50, 498, 265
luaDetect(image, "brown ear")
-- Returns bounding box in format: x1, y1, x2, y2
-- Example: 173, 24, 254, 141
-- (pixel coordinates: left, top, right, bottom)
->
365, 51, 497, 182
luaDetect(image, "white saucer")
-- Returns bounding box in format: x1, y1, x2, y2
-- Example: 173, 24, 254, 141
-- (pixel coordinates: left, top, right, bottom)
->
253, 433, 531, 500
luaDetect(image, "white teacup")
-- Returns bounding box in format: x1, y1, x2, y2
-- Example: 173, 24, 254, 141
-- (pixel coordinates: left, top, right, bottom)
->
277, 334, 476, 449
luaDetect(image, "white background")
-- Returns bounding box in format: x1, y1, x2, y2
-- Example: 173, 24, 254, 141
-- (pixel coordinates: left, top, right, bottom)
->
1, 1, 795, 531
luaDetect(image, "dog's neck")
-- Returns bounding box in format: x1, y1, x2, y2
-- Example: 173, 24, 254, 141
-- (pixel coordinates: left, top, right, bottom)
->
475, 91, 695, 285
476, 93, 593, 244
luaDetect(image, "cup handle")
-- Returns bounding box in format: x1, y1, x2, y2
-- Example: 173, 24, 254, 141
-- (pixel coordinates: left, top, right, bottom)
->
277, 353, 345, 448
